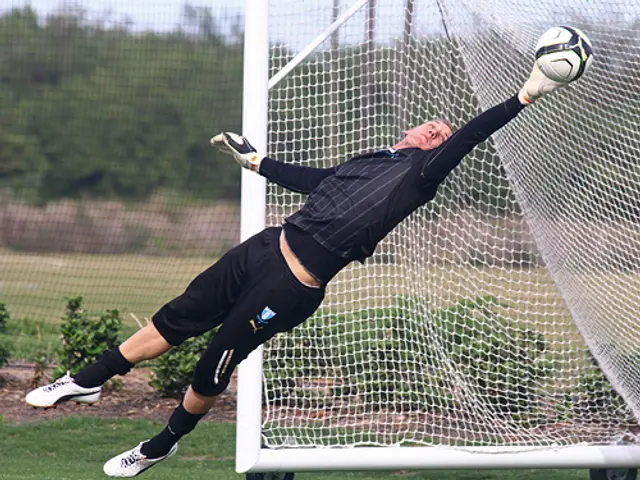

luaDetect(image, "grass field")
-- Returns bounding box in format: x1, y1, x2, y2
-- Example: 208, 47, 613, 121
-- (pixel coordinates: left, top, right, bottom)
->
0, 251, 210, 324
0, 251, 213, 361
0, 251, 623, 480
0, 250, 577, 327
0, 249, 586, 364
0, 417, 596, 480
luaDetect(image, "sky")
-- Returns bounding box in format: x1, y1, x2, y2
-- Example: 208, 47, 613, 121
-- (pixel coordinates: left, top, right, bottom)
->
1, 0, 244, 32
1, 0, 452, 51
2, 0, 638, 53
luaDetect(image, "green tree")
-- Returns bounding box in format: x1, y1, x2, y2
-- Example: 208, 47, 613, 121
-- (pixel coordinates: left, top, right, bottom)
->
0, 6, 244, 202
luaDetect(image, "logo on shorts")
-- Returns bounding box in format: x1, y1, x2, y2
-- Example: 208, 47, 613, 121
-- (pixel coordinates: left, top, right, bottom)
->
250, 306, 277, 334
260, 306, 276, 322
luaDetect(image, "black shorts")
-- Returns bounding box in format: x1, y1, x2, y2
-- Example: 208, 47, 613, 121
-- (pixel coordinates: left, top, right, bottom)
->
152, 226, 325, 347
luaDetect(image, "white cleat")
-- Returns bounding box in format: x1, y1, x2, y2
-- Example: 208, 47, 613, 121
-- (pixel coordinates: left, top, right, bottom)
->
103, 442, 178, 477
25, 371, 102, 408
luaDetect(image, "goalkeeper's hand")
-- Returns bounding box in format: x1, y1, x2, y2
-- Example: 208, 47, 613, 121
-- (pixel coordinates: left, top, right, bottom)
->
210, 132, 262, 172
518, 63, 566, 105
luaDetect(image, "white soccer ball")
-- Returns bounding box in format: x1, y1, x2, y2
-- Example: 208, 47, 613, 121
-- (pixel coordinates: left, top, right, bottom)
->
535, 26, 594, 83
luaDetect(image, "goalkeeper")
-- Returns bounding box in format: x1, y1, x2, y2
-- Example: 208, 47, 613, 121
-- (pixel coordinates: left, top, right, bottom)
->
25, 65, 564, 477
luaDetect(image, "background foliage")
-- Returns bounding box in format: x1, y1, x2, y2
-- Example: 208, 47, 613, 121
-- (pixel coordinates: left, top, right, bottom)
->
53, 296, 122, 378
0, 5, 243, 203
150, 329, 215, 398
0, 5, 508, 208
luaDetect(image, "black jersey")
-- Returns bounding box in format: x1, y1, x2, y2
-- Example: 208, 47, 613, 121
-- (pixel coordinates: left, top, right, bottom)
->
259, 95, 525, 269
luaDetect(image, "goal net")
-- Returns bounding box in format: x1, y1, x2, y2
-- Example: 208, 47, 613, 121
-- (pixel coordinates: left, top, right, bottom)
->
259, 0, 640, 455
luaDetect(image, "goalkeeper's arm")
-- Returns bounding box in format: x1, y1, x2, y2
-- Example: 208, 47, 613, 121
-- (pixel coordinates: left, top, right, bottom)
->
211, 132, 338, 195
419, 61, 567, 184
418, 95, 526, 184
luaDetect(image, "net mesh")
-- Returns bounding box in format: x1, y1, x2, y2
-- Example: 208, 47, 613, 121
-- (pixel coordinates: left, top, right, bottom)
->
0, 3, 242, 346
2, 0, 639, 456
263, 0, 640, 449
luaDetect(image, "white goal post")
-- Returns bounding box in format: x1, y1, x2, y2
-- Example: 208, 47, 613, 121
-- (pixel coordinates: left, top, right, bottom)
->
237, 0, 640, 473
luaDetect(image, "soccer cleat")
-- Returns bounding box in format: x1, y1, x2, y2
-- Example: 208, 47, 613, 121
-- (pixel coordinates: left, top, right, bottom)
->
25, 371, 102, 408
103, 442, 178, 478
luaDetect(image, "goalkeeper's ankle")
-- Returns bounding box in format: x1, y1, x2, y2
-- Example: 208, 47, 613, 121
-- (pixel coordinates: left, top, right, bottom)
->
72, 348, 134, 388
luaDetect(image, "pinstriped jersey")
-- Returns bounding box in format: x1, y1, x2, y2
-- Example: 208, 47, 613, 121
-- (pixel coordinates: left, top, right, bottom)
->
286, 148, 438, 261
260, 95, 525, 264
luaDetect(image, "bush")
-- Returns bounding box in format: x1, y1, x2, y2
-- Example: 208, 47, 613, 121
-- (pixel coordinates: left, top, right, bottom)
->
53, 297, 122, 378
265, 296, 550, 424
0, 303, 11, 369
150, 330, 215, 398
0, 303, 9, 332
429, 297, 549, 422
559, 349, 634, 421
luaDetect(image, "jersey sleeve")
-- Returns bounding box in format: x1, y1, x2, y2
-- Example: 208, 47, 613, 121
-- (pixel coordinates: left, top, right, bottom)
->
419, 95, 526, 184
259, 157, 339, 194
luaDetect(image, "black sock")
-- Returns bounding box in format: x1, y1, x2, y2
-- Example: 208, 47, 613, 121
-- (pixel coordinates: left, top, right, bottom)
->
141, 403, 206, 459
72, 348, 134, 388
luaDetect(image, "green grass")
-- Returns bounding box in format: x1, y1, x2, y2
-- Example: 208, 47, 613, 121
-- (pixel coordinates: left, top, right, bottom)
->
1, 314, 139, 362
0, 250, 573, 327
0, 251, 214, 360
3, 317, 61, 362
0, 250, 590, 361
0, 251, 212, 324
0, 417, 595, 480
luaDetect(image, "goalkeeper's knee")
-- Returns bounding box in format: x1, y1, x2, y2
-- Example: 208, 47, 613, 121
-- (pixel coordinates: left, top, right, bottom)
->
191, 353, 233, 397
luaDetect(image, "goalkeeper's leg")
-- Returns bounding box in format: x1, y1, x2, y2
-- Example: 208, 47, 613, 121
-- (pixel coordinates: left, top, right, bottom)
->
25, 229, 272, 409
104, 247, 325, 477
24, 322, 170, 409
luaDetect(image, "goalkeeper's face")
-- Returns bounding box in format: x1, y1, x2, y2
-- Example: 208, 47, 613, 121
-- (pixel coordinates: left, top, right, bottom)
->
402, 120, 453, 151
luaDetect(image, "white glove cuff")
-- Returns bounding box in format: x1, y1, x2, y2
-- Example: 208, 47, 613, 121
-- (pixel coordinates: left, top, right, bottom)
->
247, 155, 262, 172
518, 89, 534, 105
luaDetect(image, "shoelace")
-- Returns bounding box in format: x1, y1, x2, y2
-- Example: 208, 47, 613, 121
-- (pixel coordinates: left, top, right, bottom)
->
120, 448, 145, 468
43, 372, 72, 392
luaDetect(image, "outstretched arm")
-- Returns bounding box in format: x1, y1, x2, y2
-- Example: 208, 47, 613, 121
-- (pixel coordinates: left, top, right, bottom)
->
210, 132, 337, 194
259, 157, 338, 194
419, 95, 525, 183
419, 62, 566, 184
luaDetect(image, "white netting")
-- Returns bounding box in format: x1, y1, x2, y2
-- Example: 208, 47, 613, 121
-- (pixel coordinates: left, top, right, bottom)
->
0, 2, 244, 324
263, 0, 640, 449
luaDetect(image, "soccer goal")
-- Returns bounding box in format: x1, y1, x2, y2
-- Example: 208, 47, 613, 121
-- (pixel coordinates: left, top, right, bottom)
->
237, 0, 640, 473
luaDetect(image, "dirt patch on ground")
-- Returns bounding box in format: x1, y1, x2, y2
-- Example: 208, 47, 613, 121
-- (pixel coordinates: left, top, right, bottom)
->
0, 362, 237, 424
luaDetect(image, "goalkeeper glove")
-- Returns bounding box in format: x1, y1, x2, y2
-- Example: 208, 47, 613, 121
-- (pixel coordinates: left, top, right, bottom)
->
210, 132, 262, 172
518, 63, 566, 105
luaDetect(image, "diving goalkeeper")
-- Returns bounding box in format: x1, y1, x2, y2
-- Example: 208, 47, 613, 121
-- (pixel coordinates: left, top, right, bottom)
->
25, 64, 565, 477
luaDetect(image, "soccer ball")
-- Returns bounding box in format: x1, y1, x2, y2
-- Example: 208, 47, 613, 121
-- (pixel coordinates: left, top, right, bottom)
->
535, 26, 594, 82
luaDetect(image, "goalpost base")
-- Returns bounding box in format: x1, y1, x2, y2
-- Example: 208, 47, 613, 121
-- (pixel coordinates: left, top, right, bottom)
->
244, 468, 640, 480
240, 446, 640, 473
244, 469, 640, 480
